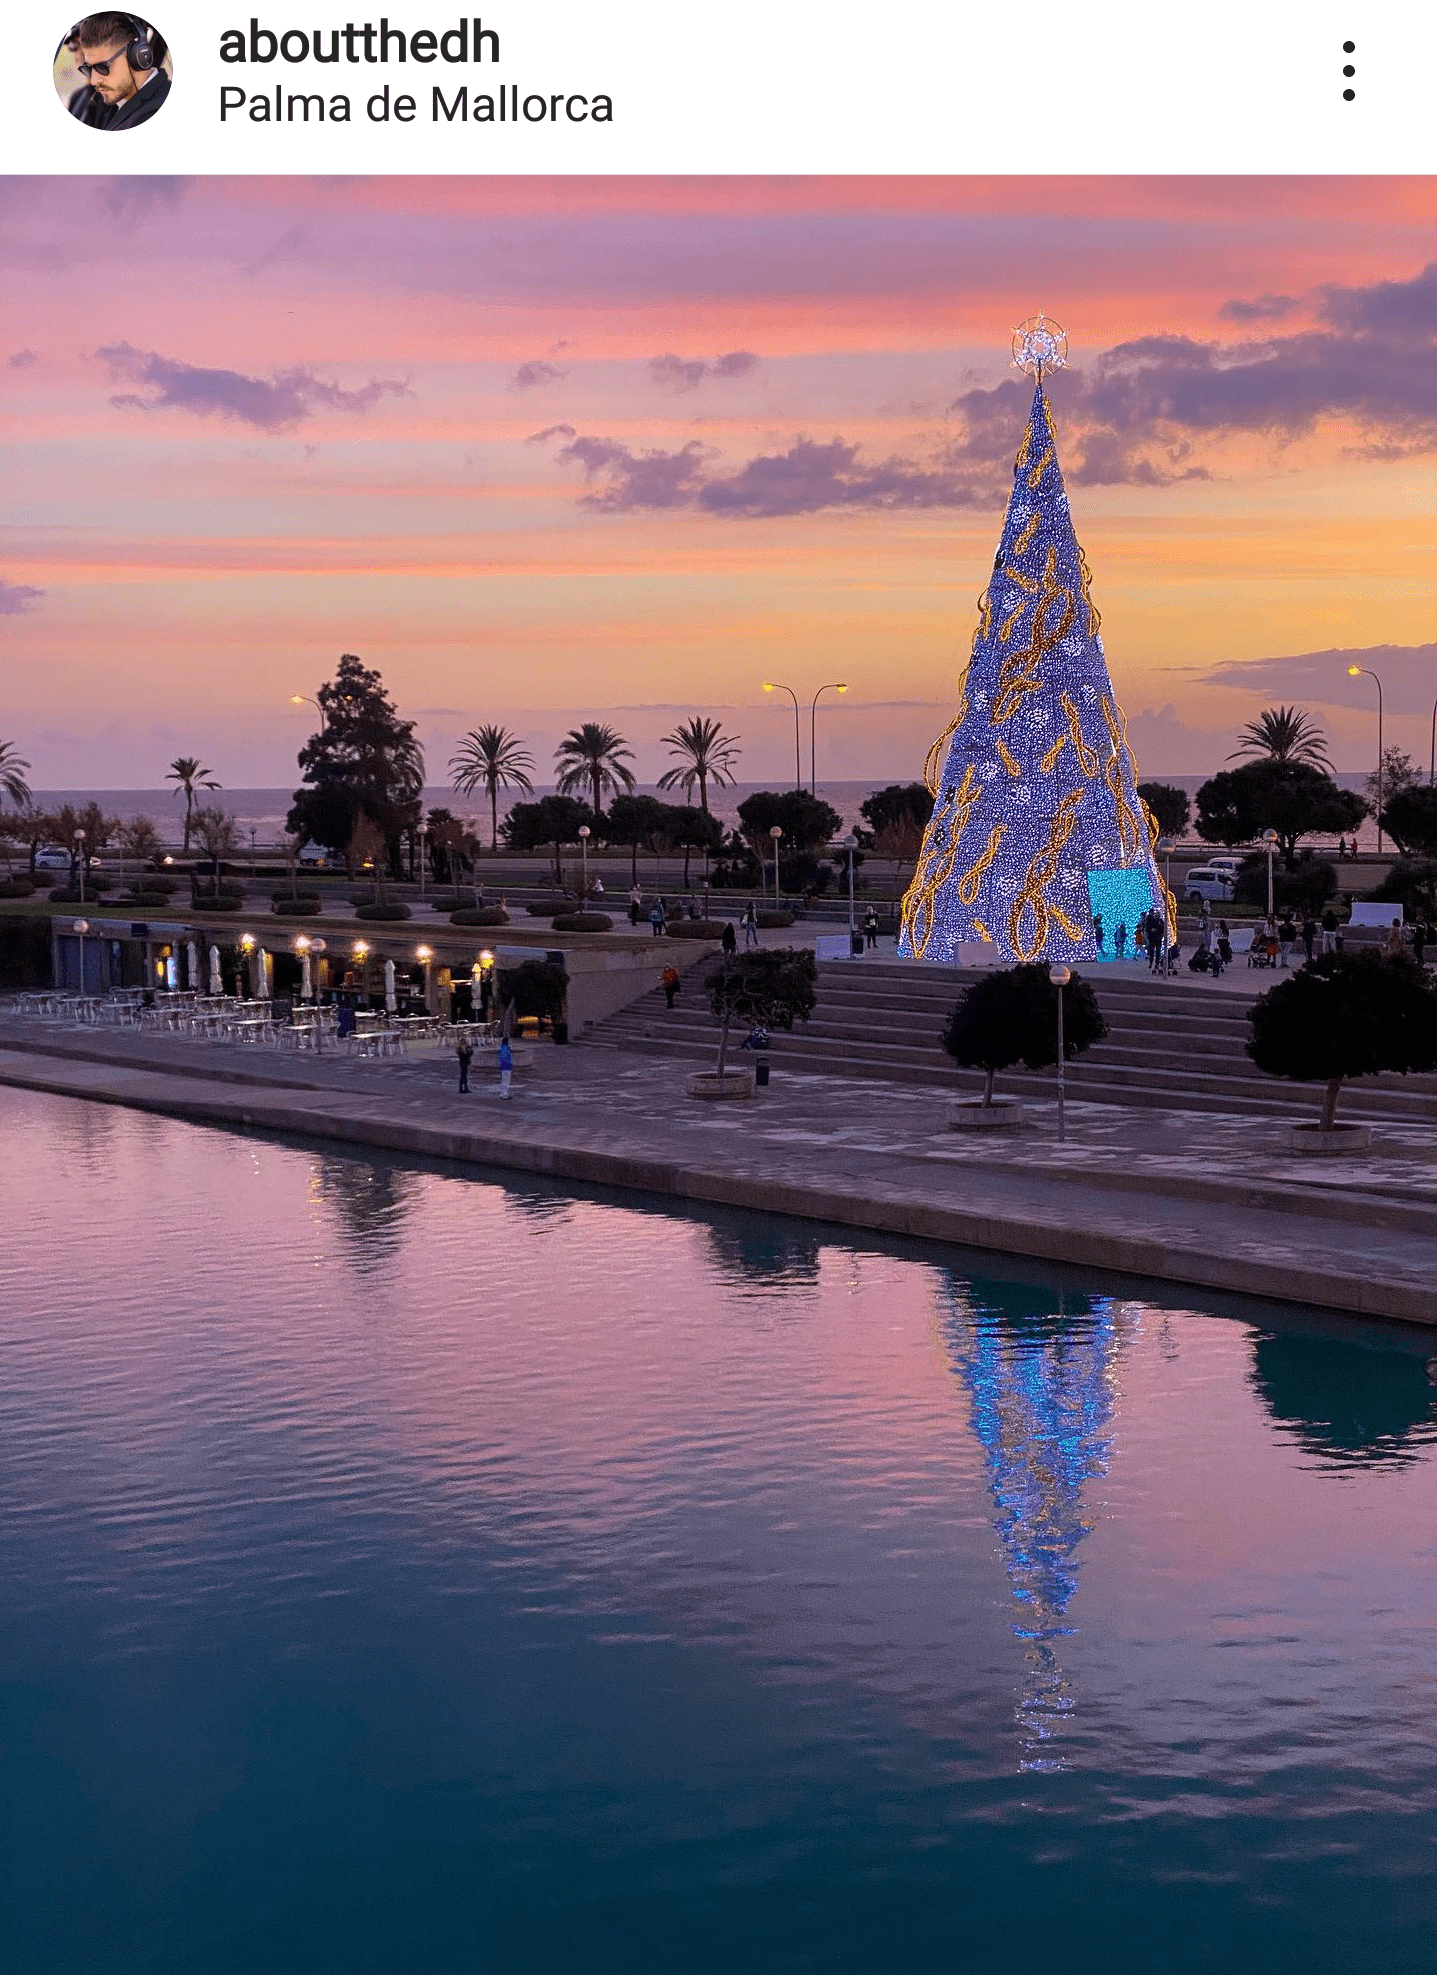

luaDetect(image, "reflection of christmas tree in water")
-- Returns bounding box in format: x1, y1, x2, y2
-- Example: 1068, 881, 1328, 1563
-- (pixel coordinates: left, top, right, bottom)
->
901, 317, 1171, 964
941, 1277, 1138, 1770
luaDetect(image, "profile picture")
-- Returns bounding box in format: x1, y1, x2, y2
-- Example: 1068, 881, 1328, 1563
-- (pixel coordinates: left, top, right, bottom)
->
54, 13, 172, 130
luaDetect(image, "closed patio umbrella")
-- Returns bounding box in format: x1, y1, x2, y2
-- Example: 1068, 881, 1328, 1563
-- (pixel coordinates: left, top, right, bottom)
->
299, 950, 313, 1000
384, 959, 397, 1012
256, 948, 271, 999
187, 939, 200, 990
165, 953, 178, 990
208, 944, 223, 995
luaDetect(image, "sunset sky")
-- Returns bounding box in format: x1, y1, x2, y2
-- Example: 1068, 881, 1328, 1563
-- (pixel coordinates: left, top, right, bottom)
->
3, 174, 1436, 788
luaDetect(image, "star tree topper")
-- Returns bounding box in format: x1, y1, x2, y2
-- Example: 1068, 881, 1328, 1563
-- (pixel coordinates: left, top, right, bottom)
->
1011, 312, 1069, 381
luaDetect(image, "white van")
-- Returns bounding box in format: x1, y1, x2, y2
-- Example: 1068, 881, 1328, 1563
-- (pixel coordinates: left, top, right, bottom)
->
1184, 867, 1236, 903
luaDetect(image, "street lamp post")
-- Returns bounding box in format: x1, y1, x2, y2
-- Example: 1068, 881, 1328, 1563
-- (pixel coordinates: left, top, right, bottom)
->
415, 943, 434, 1014
810, 683, 849, 794
418, 825, 428, 905
1048, 963, 1071, 1143
74, 829, 86, 904
1347, 663, 1385, 853
577, 823, 590, 902
1263, 828, 1279, 918
1429, 691, 1436, 788
73, 918, 90, 994
842, 831, 858, 943
309, 937, 327, 1049
769, 825, 783, 910
762, 682, 803, 791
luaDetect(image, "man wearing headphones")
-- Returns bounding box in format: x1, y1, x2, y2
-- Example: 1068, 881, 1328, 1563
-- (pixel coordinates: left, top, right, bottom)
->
70, 14, 170, 130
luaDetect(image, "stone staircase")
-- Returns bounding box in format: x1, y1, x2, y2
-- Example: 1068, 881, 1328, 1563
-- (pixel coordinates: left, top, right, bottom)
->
581, 956, 1437, 1124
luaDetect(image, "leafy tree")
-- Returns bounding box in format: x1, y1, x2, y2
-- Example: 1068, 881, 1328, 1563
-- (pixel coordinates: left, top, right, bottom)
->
52, 800, 115, 877
0, 740, 32, 811
940, 963, 1107, 1107
656, 715, 742, 812
669, 804, 724, 884
1136, 780, 1190, 839
1366, 856, 1437, 920
166, 755, 221, 852
860, 781, 934, 836
736, 789, 842, 853
1195, 759, 1366, 867
348, 815, 389, 900
1231, 850, 1338, 918
192, 805, 240, 896
1378, 783, 1437, 857
448, 724, 536, 849
606, 794, 674, 884
871, 817, 925, 889
1365, 745, 1419, 815
1247, 952, 1437, 1130
704, 947, 818, 1077
10, 806, 56, 876
1228, 704, 1332, 769
117, 815, 161, 887
554, 721, 635, 821
502, 795, 596, 885
288, 654, 424, 879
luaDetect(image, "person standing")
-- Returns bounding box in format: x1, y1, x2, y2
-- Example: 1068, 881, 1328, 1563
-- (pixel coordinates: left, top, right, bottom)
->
1321, 907, 1339, 955
721, 919, 737, 957
497, 1035, 514, 1099
649, 898, 667, 938
455, 1034, 473, 1094
1146, 907, 1165, 975
661, 965, 680, 1009
1413, 919, 1429, 967
1115, 920, 1126, 960
629, 883, 643, 926
1301, 915, 1317, 964
1278, 915, 1297, 968
1092, 912, 1104, 956
863, 907, 879, 951
1385, 919, 1405, 958
742, 901, 758, 950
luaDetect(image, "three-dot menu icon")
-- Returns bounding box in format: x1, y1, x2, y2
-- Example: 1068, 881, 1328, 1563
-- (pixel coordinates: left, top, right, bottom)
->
1342, 41, 1355, 101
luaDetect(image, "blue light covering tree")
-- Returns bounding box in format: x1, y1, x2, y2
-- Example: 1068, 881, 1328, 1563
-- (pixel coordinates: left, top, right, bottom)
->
900, 320, 1168, 964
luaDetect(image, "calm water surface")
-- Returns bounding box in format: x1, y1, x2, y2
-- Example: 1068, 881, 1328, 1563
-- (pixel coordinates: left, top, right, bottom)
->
1, 1088, 1434, 1972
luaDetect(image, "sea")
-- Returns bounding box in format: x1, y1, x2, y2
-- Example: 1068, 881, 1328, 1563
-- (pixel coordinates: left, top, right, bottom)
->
27, 775, 1384, 855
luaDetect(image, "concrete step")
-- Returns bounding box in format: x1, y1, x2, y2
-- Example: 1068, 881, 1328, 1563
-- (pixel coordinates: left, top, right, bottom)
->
591, 983, 1437, 1122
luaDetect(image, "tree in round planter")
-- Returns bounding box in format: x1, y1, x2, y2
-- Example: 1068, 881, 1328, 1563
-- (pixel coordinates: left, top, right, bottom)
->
1246, 951, 1437, 1135
666, 919, 726, 941
755, 910, 794, 930
702, 947, 817, 1085
271, 895, 322, 918
940, 963, 1107, 1116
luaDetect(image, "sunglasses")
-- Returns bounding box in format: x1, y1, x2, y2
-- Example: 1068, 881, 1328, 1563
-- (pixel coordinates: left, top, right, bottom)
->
76, 50, 129, 77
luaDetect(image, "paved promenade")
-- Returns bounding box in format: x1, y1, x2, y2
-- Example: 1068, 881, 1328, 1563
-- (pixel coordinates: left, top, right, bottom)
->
2, 1012, 1434, 1326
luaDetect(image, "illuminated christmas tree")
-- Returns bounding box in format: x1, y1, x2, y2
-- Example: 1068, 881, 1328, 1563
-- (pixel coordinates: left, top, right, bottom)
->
899, 316, 1170, 965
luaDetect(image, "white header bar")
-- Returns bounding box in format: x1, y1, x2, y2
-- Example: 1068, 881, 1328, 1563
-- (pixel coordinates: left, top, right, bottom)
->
3, 1, 1431, 177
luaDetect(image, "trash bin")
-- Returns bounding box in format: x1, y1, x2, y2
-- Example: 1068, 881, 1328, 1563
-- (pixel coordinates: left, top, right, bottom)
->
851, 931, 865, 957
755, 1058, 770, 1087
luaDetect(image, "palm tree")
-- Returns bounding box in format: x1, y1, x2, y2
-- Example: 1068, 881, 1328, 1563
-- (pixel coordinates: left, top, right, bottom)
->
554, 721, 636, 820
655, 715, 741, 812
166, 755, 221, 851
1228, 706, 1332, 769
0, 740, 31, 811
449, 724, 537, 850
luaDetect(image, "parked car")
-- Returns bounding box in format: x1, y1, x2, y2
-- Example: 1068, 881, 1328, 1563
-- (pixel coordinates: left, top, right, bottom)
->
1184, 867, 1236, 903
297, 842, 331, 869
1206, 855, 1245, 875
34, 846, 72, 872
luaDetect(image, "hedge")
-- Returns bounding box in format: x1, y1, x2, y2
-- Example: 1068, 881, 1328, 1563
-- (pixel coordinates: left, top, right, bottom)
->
449, 906, 510, 928
190, 898, 243, 914
48, 885, 112, 903
0, 878, 36, 899
355, 902, 413, 922
551, 911, 613, 933
665, 919, 727, 941
271, 896, 323, 918
755, 910, 795, 929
